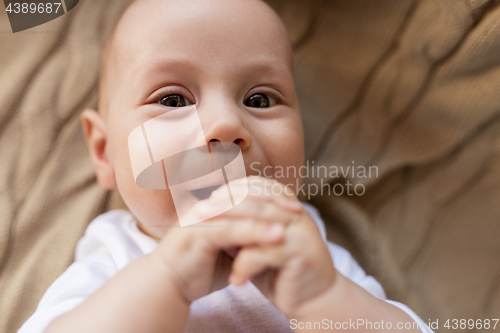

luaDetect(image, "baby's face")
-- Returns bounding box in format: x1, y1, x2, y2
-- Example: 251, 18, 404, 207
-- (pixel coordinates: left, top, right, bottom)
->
98, 0, 304, 237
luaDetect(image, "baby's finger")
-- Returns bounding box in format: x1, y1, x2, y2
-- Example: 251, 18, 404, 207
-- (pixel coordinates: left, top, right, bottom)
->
195, 197, 301, 223
246, 176, 297, 200
206, 177, 302, 212
229, 245, 288, 286
202, 219, 286, 255
246, 179, 302, 212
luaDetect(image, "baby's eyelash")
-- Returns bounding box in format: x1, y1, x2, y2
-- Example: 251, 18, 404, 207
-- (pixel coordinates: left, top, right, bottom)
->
158, 94, 192, 108
244, 93, 277, 108
148, 86, 195, 105
245, 87, 284, 106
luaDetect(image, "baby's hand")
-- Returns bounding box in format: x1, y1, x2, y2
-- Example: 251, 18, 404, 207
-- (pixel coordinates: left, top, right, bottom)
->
151, 176, 303, 304
196, 176, 338, 318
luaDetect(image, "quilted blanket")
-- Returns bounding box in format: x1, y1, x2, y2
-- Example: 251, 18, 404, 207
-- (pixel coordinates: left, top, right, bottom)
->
1, 0, 499, 331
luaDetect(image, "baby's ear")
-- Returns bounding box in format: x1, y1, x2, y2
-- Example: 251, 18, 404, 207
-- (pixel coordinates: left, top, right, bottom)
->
81, 109, 117, 190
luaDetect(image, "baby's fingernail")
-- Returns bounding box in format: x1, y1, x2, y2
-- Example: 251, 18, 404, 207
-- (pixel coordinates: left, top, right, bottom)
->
267, 224, 284, 238
277, 197, 302, 212
286, 199, 302, 211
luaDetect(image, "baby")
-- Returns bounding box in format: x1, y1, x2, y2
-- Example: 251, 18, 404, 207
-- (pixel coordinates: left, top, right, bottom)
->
20, 0, 433, 332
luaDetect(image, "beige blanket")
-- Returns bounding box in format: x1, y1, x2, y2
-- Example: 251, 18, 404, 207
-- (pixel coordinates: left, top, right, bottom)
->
1, 0, 499, 331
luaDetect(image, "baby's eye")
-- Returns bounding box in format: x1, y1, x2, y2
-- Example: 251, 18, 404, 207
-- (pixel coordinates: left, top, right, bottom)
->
159, 94, 192, 108
245, 93, 276, 109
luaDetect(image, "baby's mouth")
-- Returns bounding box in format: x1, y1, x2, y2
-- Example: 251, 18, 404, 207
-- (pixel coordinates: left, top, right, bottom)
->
191, 184, 222, 200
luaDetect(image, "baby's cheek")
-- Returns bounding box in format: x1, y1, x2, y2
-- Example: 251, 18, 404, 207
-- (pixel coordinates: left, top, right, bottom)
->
273, 133, 305, 191
114, 162, 179, 232
109, 133, 177, 228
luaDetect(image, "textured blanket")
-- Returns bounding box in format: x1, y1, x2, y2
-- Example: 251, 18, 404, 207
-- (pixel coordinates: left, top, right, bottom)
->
1, 0, 499, 331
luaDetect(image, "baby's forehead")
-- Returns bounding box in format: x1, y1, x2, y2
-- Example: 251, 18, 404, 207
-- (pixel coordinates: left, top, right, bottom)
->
113, 0, 291, 62
99, 0, 293, 112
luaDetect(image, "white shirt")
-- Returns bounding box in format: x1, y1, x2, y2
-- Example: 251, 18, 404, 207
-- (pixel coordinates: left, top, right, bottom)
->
19, 203, 433, 333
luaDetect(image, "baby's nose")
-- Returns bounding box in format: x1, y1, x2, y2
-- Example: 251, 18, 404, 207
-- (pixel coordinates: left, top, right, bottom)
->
200, 105, 252, 151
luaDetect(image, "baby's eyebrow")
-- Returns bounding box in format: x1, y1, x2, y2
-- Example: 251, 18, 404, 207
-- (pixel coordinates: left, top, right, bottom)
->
241, 60, 292, 76
130, 54, 291, 81
129, 57, 202, 84
125, 55, 293, 102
